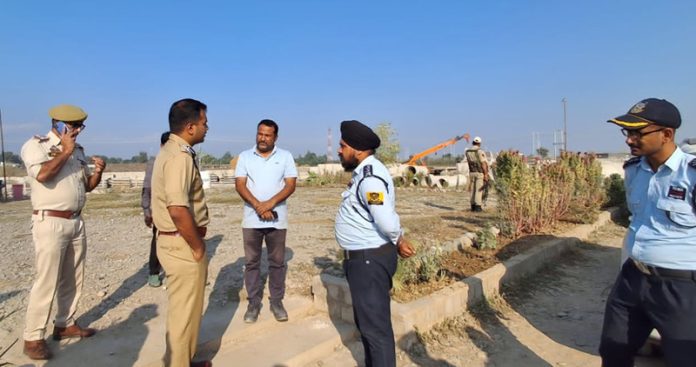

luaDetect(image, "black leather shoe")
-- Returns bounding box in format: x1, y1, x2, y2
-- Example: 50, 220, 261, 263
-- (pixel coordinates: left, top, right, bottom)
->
270, 301, 288, 322
244, 303, 261, 323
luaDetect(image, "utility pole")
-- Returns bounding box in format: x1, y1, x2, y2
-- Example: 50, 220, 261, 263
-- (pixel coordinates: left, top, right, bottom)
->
562, 97, 568, 152
327, 128, 334, 162
0, 108, 7, 201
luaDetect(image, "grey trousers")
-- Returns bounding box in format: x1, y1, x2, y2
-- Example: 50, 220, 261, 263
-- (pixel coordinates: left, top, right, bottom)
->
242, 228, 287, 305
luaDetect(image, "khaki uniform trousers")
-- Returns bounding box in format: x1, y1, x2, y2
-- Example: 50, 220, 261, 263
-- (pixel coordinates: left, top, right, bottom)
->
469, 172, 485, 206
24, 214, 86, 341
158, 234, 208, 367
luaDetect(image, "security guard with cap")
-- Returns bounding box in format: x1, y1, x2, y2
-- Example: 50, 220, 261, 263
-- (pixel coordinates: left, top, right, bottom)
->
335, 120, 416, 367
20, 104, 104, 360
600, 98, 696, 367
151, 98, 211, 367
465, 136, 489, 212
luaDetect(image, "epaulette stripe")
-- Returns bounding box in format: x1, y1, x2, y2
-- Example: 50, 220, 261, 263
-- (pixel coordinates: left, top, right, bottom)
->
33, 135, 49, 142
623, 157, 641, 169
689, 158, 696, 169
363, 164, 373, 177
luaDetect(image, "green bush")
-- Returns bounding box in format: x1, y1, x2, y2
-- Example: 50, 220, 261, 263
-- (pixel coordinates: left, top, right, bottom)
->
475, 225, 498, 250
392, 244, 444, 293
561, 152, 605, 223
302, 171, 350, 186
494, 151, 606, 237
603, 173, 626, 208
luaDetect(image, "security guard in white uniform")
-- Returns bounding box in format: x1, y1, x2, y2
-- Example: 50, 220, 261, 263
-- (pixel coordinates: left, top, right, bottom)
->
600, 98, 696, 367
335, 120, 416, 367
20, 104, 105, 360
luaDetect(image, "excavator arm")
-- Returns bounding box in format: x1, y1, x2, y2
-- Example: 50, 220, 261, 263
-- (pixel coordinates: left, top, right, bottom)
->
406, 133, 470, 166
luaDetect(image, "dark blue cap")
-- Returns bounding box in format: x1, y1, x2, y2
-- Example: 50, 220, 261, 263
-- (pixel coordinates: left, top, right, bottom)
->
608, 98, 681, 129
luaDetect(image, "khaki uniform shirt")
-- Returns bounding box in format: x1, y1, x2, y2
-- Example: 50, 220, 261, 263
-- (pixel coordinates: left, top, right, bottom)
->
465, 146, 487, 174
20, 131, 88, 211
151, 134, 209, 232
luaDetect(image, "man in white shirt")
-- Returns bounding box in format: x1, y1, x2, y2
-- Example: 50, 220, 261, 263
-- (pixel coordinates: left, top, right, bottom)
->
235, 119, 297, 323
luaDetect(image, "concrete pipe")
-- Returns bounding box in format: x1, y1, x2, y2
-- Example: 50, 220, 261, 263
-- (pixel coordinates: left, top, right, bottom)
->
425, 174, 435, 187
419, 176, 429, 187
438, 174, 468, 188
403, 165, 429, 176
393, 176, 406, 187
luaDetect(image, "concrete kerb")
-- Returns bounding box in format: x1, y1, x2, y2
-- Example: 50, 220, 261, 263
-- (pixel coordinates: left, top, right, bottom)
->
310, 208, 618, 341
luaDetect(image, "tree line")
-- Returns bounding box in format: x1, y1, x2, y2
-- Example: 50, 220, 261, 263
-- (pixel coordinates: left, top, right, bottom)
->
4, 122, 469, 167
1, 150, 334, 167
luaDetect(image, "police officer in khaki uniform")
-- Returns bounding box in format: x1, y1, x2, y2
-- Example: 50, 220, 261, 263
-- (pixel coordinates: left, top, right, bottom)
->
20, 104, 105, 360
465, 136, 489, 212
151, 98, 211, 367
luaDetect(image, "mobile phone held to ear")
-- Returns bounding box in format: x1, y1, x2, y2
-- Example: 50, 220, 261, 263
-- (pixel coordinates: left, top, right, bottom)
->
54, 121, 67, 135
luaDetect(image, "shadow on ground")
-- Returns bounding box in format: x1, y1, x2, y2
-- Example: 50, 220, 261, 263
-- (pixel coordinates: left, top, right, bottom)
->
44, 304, 158, 367
80, 234, 224, 327
196, 244, 294, 361
313, 256, 363, 365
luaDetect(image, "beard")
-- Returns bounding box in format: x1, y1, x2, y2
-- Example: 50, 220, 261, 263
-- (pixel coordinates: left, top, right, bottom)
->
340, 154, 359, 172
256, 142, 274, 153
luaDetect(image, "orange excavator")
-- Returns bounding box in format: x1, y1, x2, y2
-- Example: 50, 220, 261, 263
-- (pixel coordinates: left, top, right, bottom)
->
405, 133, 470, 166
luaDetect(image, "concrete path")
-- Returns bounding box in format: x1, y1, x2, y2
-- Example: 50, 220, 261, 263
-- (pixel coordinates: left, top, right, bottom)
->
2, 296, 315, 367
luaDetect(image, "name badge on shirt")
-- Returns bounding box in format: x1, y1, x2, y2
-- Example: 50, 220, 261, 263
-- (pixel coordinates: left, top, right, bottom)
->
668, 186, 687, 200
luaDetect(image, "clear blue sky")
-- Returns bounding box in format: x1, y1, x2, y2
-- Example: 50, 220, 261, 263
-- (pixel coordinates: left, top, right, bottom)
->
1, 0, 694, 160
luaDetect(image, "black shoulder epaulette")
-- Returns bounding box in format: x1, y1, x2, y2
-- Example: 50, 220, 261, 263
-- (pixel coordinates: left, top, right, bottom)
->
689, 158, 696, 169
623, 156, 641, 169
363, 164, 373, 177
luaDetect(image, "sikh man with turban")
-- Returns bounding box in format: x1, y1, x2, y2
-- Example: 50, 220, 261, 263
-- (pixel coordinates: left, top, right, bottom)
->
334, 120, 416, 367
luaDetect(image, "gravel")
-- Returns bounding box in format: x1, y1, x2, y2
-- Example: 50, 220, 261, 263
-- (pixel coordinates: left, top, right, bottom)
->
0, 184, 485, 348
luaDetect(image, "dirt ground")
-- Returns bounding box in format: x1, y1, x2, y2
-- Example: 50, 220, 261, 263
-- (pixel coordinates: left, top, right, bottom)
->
0, 184, 491, 352
398, 222, 665, 367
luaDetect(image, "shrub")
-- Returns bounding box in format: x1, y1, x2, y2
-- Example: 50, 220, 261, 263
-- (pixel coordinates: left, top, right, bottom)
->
493, 151, 605, 237
302, 171, 350, 186
493, 151, 572, 237
561, 152, 605, 223
392, 242, 444, 293
475, 225, 498, 250
603, 173, 626, 208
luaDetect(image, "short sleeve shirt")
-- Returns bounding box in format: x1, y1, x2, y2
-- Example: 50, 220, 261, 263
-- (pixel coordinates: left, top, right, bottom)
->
20, 131, 88, 211
624, 147, 696, 270
151, 134, 209, 232
335, 155, 402, 250
235, 146, 298, 229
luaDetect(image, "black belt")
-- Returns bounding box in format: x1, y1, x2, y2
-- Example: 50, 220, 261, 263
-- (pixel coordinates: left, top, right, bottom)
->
344, 243, 394, 260
631, 259, 696, 280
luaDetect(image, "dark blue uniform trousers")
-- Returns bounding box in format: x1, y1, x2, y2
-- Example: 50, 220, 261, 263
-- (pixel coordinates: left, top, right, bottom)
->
344, 245, 398, 367
600, 259, 696, 367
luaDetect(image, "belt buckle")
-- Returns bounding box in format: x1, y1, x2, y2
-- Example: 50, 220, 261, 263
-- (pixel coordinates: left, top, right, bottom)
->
632, 259, 651, 275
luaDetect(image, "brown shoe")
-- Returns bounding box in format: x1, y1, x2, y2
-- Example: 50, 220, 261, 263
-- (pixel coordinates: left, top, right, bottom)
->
23, 339, 52, 360
191, 360, 212, 367
52, 324, 97, 340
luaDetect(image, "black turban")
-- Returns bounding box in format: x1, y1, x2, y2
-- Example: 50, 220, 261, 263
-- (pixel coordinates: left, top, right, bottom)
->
340, 120, 381, 151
